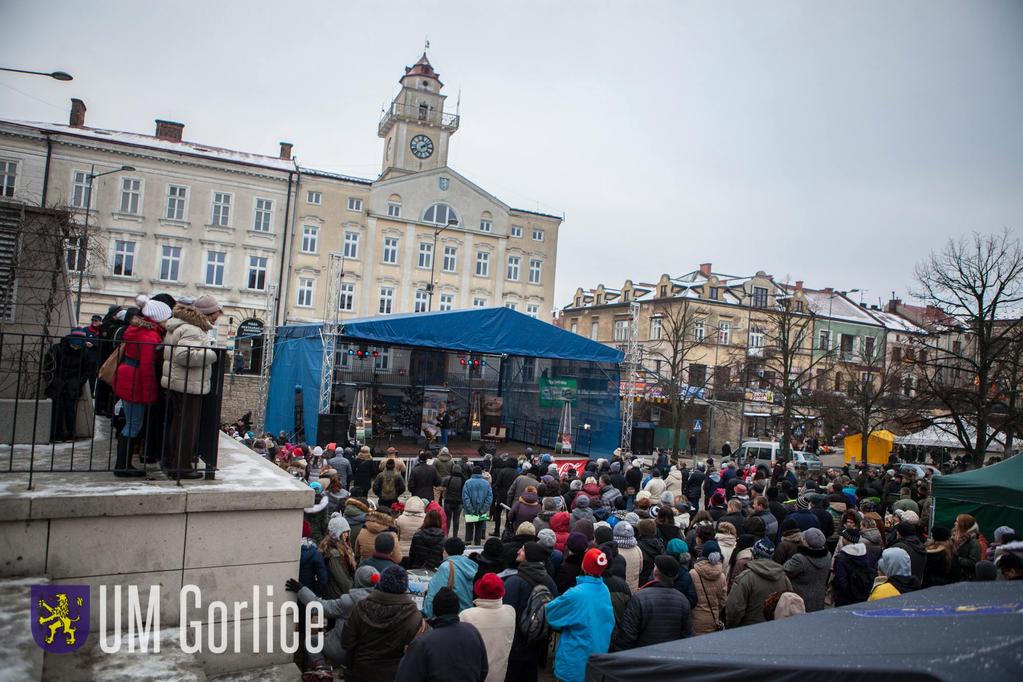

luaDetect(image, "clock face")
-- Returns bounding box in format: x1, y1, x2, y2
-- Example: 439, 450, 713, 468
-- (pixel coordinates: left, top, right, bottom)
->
410, 134, 434, 159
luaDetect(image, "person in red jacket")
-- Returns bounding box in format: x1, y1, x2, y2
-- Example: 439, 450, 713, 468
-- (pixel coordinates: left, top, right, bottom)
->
113, 296, 171, 477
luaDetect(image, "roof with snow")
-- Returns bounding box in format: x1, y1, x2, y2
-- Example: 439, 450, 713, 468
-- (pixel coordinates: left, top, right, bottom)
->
868, 309, 926, 335
800, 288, 883, 326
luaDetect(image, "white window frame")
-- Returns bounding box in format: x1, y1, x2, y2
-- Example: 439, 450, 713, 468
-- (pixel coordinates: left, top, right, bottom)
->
159, 245, 182, 282
343, 231, 359, 259
475, 251, 490, 277
718, 322, 731, 345
301, 225, 319, 254
528, 258, 542, 284
0, 159, 17, 198
347, 197, 363, 212
505, 301, 518, 311
510, 225, 523, 238
306, 190, 322, 205
614, 319, 629, 342
204, 250, 226, 286
414, 290, 429, 313
339, 282, 355, 311
439, 293, 454, 311
590, 319, 599, 340
387, 201, 401, 217
165, 184, 187, 220
506, 255, 521, 281
532, 229, 544, 242
247, 255, 269, 290
378, 286, 394, 314
296, 277, 315, 308
65, 236, 86, 273
374, 347, 391, 372
692, 320, 703, 342
119, 177, 143, 214
750, 326, 765, 348
253, 197, 273, 232
570, 322, 578, 334
211, 191, 233, 227
651, 317, 664, 340
418, 242, 433, 269
442, 245, 457, 273
472, 297, 487, 308
479, 218, 492, 233
71, 169, 93, 209
111, 239, 136, 277
423, 203, 459, 226
526, 303, 540, 318
382, 236, 398, 264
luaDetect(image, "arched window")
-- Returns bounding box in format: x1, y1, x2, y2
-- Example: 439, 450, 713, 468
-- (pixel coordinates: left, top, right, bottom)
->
423, 203, 459, 226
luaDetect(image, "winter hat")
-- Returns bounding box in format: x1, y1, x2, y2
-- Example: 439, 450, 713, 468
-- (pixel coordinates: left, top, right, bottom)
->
667, 538, 689, 558
542, 496, 563, 512
611, 461, 622, 473
637, 519, 656, 538
378, 565, 408, 594
566, 532, 589, 556
594, 525, 614, 545
523, 541, 548, 563
353, 565, 379, 588
309, 481, 323, 494
444, 537, 466, 556
582, 548, 609, 576
140, 296, 172, 323
803, 528, 826, 550
536, 529, 557, 551
781, 517, 800, 534
701, 539, 722, 564
878, 547, 911, 578
516, 521, 537, 537
432, 586, 460, 616
841, 528, 861, 544
482, 537, 504, 559
624, 512, 641, 528
302, 520, 312, 538
974, 560, 998, 581
613, 522, 637, 548
796, 495, 811, 510
312, 446, 323, 457
193, 294, 222, 315
654, 554, 680, 580
931, 526, 951, 542
475, 573, 506, 600
660, 491, 675, 507
734, 484, 748, 496
327, 512, 351, 540
374, 532, 395, 555
774, 592, 806, 620
896, 522, 917, 537
717, 521, 737, 537
752, 537, 775, 560
570, 479, 583, 491
994, 526, 1015, 544
636, 490, 652, 503
895, 509, 920, 525
575, 494, 590, 508
574, 519, 595, 541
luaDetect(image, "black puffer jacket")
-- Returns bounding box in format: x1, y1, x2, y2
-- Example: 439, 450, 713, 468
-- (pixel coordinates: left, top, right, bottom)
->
892, 535, 927, 583
340, 590, 424, 682
613, 581, 692, 650
637, 536, 666, 585
491, 456, 519, 505
409, 526, 446, 570
408, 462, 441, 500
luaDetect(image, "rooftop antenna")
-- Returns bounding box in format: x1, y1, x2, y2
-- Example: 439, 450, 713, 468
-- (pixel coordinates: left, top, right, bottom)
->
425, 37, 430, 52
456, 87, 461, 116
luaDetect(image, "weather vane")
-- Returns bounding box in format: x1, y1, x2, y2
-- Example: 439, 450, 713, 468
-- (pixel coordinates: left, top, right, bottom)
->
425, 37, 430, 51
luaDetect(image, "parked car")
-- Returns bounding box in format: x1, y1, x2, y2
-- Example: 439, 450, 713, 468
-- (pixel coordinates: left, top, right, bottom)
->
734, 440, 823, 472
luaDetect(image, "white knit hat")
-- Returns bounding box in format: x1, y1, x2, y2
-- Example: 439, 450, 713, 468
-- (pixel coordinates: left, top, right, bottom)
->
327, 512, 350, 539
139, 296, 171, 323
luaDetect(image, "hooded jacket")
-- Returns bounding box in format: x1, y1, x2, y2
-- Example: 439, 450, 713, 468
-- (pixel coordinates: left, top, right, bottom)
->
550, 511, 572, 552
665, 468, 685, 497
394, 615, 488, 682
462, 473, 494, 516
783, 546, 831, 612
161, 304, 218, 395
690, 560, 727, 635
433, 449, 454, 480
636, 535, 666, 586
714, 531, 737, 568
460, 598, 516, 682
773, 528, 803, 565
545, 575, 614, 682
503, 561, 559, 661
343, 498, 370, 546
614, 580, 692, 650
832, 542, 877, 606
423, 554, 478, 617
113, 317, 164, 404
396, 496, 426, 557
724, 559, 792, 628
340, 590, 425, 682
355, 510, 401, 565
508, 490, 542, 528
892, 534, 927, 583
409, 526, 446, 570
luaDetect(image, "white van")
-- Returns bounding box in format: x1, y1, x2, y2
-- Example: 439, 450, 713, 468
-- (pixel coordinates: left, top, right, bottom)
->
733, 440, 822, 472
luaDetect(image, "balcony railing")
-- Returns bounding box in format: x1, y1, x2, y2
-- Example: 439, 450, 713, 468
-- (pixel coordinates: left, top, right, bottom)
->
378, 102, 460, 135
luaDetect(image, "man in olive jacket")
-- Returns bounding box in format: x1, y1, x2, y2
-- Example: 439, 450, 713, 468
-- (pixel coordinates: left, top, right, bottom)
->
725, 538, 792, 628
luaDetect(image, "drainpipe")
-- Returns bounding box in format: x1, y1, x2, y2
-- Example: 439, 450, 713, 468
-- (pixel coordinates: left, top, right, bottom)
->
280, 162, 302, 325
41, 133, 53, 207
275, 167, 297, 325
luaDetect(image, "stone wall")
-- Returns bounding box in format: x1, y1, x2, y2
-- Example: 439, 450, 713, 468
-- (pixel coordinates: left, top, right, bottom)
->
219, 373, 263, 428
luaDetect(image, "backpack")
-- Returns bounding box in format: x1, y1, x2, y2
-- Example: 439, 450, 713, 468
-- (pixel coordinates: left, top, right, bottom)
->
847, 562, 876, 603
517, 573, 554, 645
379, 472, 398, 500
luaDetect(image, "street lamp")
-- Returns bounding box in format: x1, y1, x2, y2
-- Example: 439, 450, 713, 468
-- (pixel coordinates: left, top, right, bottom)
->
73, 164, 135, 320
425, 217, 458, 311
0, 67, 73, 81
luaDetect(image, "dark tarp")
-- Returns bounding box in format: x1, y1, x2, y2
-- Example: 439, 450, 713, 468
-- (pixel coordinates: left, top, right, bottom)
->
340, 307, 625, 364
931, 455, 1023, 538
586, 582, 1023, 682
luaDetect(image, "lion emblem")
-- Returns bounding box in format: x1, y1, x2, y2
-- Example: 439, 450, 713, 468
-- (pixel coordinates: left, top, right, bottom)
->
37, 593, 82, 646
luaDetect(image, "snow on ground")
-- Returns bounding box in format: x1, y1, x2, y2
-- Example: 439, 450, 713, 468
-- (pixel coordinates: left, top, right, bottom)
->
0, 576, 47, 682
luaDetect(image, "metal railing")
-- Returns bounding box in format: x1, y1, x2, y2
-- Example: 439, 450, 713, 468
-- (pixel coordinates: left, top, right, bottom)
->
378, 102, 460, 134
0, 330, 226, 488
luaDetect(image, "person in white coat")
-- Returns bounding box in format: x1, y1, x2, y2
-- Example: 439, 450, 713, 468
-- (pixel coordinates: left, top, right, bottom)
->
460, 572, 516, 682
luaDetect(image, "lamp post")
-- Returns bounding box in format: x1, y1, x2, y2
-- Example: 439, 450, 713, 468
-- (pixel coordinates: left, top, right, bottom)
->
73, 164, 135, 321
0, 67, 73, 81
425, 217, 458, 311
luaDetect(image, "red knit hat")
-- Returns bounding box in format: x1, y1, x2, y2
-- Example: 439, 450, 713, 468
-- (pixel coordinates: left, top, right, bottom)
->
582, 548, 609, 576
474, 572, 506, 600
302, 520, 312, 538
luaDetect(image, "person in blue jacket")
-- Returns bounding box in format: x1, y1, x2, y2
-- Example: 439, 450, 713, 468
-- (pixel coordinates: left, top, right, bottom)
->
463, 466, 494, 545
545, 547, 615, 682
422, 536, 479, 617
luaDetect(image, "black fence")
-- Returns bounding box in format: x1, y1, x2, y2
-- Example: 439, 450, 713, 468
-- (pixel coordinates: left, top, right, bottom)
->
0, 330, 226, 488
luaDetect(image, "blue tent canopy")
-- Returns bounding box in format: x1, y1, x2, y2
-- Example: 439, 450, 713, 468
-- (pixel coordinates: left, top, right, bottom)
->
340, 307, 624, 363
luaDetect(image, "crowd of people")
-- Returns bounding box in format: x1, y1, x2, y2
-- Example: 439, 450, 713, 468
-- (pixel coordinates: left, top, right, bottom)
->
46, 293, 225, 478
238, 437, 1023, 681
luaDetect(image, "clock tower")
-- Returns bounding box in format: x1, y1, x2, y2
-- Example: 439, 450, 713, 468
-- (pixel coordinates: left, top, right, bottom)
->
378, 53, 459, 178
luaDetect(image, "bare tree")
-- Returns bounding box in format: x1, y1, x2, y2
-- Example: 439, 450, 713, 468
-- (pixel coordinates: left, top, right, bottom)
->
912, 230, 1023, 464
991, 319, 1023, 456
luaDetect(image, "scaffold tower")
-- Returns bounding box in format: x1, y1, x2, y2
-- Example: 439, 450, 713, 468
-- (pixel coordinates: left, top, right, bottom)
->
256, 283, 277, 432
620, 301, 641, 452
318, 252, 345, 416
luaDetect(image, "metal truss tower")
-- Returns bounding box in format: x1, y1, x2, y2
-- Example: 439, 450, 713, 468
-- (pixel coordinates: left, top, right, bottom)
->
256, 283, 278, 432
620, 301, 641, 452
318, 252, 345, 416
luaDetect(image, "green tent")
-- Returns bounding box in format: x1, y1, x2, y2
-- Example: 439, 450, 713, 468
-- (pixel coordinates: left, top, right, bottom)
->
931, 455, 1023, 538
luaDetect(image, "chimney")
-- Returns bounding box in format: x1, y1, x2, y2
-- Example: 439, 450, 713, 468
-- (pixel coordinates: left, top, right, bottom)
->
699, 263, 712, 277
795, 280, 803, 291
279, 142, 293, 161
69, 98, 87, 128
823, 287, 834, 295
887, 298, 901, 313
154, 120, 184, 142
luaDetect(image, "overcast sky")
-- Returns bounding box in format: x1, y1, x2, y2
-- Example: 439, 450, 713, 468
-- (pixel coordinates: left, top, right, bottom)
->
2, 1, 1020, 309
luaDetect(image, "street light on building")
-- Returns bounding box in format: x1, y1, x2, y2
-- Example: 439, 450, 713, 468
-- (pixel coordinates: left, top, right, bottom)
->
73, 165, 135, 320
425, 217, 459, 311
0, 67, 73, 81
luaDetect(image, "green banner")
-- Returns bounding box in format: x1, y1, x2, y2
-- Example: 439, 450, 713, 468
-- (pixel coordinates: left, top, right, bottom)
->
539, 377, 578, 407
